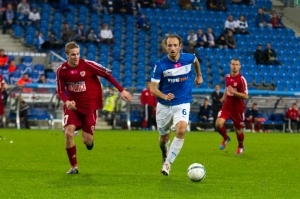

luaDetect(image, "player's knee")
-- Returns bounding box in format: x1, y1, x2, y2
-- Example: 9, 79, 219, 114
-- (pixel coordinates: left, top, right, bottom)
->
65, 129, 74, 138
158, 127, 170, 136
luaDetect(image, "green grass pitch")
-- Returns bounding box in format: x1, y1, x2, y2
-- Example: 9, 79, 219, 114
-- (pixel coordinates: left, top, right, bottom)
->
0, 129, 299, 199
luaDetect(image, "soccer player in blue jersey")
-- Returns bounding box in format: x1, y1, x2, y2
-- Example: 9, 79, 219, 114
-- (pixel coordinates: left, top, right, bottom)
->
149, 34, 203, 176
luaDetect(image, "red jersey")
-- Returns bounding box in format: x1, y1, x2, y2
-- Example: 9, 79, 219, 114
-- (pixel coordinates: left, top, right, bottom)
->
56, 59, 123, 114
223, 73, 248, 113
286, 108, 299, 120
140, 88, 157, 107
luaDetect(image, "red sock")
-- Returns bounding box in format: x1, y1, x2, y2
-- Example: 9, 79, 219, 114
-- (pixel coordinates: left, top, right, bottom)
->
218, 126, 228, 140
66, 146, 77, 168
236, 132, 244, 148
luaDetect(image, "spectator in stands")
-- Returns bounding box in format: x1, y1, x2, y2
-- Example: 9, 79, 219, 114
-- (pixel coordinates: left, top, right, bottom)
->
191, 0, 202, 10
0, 49, 9, 67
114, 0, 130, 15
270, 12, 285, 28
215, 33, 227, 49
128, 0, 139, 16
37, 74, 47, 83
2, 3, 15, 34
0, 73, 8, 120
211, 84, 223, 131
92, 0, 106, 15
206, 0, 218, 10
285, 103, 300, 132
255, 8, 272, 28
28, 7, 40, 28
17, 73, 32, 93
140, 82, 157, 131
196, 98, 212, 131
137, 0, 155, 8
17, 73, 32, 86
254, 44, 266, 65
187, 30, 197, 47
245, 103, 262, 132
235, 15, 249, 35
61, 22, 75, 42
224, 15, 236, 34
103, 0, 114, 14
196, 29, 207, 48
264, 43, 280, 65
179, 0, 193, 10
204, 27, 216, 48
8, 60, 17, 73
16, 7, 29, 27
100, 23, 114, 46
74, 23, 87, 43
87, 29, 100, 44
215, 0, 227, 11
19, 98, 30, 129
136, 13, 150, 32
154, 0, 169, 9
225, 30, 236, 49
17, 0, 30, 16
42, 32, 65, 50
102, 87, 118, 126
36, 32, 45, 51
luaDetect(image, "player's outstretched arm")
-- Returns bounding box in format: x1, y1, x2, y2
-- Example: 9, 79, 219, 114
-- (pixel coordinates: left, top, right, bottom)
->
193, 58, 203, 86
120, 90, 133, 101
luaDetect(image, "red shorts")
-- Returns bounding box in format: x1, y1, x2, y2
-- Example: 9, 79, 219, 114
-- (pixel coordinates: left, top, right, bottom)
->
63, 106, 97, 134
218, 107, 245, 129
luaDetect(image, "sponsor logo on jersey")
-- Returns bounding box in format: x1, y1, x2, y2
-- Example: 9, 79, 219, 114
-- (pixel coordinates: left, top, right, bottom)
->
234, 82, 237, 86
67, 81, 87, 92
80, 71, 86, 77
167, 76, 188, 83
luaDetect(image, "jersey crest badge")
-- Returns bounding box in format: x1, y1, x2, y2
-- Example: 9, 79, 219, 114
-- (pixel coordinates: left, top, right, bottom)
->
80, 71, 86, 77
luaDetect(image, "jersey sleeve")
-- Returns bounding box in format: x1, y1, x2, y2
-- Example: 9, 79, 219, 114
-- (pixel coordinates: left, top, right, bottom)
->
240, 75, 248, 94
85, 60, 124, 92
56, 66, 68, 103
151, 62, 163, 83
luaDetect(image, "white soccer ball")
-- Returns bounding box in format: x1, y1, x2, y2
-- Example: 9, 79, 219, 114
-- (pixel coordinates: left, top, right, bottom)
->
187, 163, 206, 182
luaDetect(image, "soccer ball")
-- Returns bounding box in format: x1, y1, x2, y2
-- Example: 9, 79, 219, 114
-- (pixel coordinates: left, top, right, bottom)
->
187, 163, 206, 182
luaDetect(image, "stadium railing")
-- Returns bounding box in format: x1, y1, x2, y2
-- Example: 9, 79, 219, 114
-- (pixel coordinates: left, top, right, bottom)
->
4, 84, 60, 129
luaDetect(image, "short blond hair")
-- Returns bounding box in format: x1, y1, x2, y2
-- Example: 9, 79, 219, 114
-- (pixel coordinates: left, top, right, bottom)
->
65, 41, 80, 54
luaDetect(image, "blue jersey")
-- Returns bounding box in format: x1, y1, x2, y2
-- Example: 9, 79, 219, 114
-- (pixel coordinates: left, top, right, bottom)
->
151, 53, 196, 106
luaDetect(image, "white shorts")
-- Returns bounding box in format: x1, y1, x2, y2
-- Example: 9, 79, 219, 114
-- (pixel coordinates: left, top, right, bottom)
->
156, 102, 190, 135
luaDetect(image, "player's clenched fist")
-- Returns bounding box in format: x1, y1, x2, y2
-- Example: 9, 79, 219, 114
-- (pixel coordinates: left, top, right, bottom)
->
65, 100, 76, 110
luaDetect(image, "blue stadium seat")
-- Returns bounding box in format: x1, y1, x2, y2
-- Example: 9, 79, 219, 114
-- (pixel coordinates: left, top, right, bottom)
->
46, 72, 56, 84
30, 71, 40, 83
33, 64, 45, 75
10, 71, 22, 85
21, 56, 33, 67
13, 25, 23, 38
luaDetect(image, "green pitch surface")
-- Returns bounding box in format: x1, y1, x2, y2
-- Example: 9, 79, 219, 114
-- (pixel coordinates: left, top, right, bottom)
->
0, 130, 299, 199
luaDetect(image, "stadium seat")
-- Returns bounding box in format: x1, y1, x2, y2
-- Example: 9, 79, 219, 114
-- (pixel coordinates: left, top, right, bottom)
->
21, 56, 33, 67
46, 72, 56, 84
30, 71, 40, 83
33, 64, 45, 75
10, 71, 22, 85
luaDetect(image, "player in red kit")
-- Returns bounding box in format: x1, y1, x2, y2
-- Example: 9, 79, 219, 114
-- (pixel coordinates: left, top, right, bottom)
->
56, 42, 132, 174
215, 59, 248, 155
285, 103, 300, 132
140, 82, 157, 130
